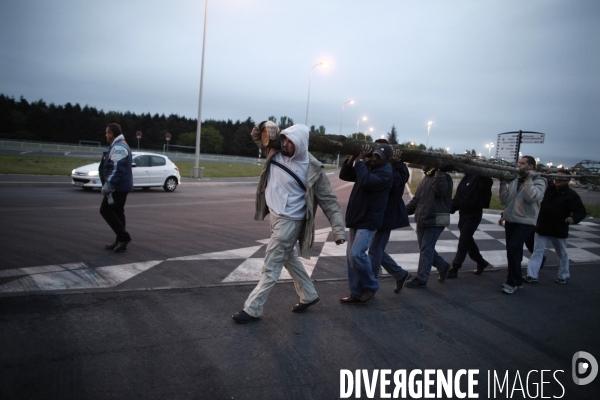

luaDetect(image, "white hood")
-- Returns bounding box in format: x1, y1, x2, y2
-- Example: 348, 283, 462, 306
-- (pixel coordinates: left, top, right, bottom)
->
280, 124, 309, 162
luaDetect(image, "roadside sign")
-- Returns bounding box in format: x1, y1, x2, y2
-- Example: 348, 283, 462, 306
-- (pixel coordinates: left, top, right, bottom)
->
166, 133, 171, 141
136, 131, 142, 138
520, 133, 545, 144
495, 131, 545, 162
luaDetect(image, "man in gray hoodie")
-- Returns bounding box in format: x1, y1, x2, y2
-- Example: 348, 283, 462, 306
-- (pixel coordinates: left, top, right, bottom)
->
232, 122, 346, 323
499, 156, 547, 294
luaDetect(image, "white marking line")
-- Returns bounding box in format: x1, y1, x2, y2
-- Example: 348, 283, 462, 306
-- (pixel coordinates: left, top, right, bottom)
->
167, 246, 262, 261
0, 261, 162, 293
222, 255, 317, 283
64, 152, 71, 155
0, 262, 88, 278
20, 151, 33, 154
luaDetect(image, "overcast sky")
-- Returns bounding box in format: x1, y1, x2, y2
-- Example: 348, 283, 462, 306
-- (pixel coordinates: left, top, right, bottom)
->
1, 0, 598, 167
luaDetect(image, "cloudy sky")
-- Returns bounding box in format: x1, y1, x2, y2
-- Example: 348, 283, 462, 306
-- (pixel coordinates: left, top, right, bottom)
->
1, 0, 598, 167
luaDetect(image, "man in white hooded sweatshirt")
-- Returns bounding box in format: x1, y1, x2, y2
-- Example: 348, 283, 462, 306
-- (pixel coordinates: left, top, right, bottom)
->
232, 122, 346, 323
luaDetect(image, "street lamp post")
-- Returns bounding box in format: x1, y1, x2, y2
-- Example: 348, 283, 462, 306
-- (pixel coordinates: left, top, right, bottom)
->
305, 61, 328, 126
356, 116, 367, 140
339, 100, 354, 135
485, 142, 495, 158
426, 121, 433, 150
193, 0, 209, 179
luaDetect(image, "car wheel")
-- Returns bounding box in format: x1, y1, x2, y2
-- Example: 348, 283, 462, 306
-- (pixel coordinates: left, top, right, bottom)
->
163, 176, 178, 192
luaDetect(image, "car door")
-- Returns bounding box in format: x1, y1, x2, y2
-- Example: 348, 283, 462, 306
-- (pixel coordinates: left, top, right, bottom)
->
148, 155, 168, 185
132, 155, 151, 186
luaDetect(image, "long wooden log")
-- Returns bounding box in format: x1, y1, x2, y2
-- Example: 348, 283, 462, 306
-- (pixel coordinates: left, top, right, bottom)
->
260, 128, 599, 183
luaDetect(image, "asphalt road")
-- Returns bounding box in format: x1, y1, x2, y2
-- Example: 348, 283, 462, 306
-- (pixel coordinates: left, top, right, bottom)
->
1, 175, 600, 399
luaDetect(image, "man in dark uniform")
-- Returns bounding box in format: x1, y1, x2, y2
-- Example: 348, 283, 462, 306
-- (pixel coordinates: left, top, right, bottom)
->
447, 174, 493, 278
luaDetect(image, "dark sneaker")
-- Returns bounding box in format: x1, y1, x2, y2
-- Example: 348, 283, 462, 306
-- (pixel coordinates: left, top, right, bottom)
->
359, 289, 376, 303
291, 298, 320, 313
523, 276, 538, 283
446, 267, 459, 279
114, 237, 132, 253
104, 241, 118, 250
474, 262, 489, 275
232, 310, 260, 324
406, 278, 427, 288
394, 272, 412, 293
340, 294, 363, 304
555, 278, 567, 284
438, 263, 450, 283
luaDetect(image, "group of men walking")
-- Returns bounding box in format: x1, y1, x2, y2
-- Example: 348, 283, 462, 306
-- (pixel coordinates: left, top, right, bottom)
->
92, 122, 586, 322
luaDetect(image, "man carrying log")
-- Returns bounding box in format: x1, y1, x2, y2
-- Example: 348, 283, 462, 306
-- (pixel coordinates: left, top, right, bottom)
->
231, 122, 346, 323
499, 156, 547, 295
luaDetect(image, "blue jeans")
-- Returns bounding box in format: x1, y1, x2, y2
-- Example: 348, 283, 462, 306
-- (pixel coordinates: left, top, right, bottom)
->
526, 233, 570, 280
504, 222, 536, 287
369, 229, 409, 281
347, 228, 379, 296
416, 225, 447, 283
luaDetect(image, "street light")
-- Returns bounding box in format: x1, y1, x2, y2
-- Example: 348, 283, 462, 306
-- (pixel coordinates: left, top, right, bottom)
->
356, 116, 367, 140
305, 60, 328, 125
339, 100, 354, 135
193, 0, 210, 179
426, 121, 433, 149
485, 142, 495, 158
365, 127, 373, 140
446, 147, 450, 154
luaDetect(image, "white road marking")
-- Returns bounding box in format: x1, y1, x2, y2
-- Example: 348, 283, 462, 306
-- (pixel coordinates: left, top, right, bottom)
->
167, 246, 262, 261
20, 151, 33, 154
0, 261, 162, 293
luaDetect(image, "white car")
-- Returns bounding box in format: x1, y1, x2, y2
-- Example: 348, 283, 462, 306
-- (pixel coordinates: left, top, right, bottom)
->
71, 152, 181, 192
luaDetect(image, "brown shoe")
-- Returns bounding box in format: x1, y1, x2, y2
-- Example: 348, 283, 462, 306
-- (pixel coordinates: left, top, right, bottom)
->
359, 289, 376, 303
340, 294, 362, 304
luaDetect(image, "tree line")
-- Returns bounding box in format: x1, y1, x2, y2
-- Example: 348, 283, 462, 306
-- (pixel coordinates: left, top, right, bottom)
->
0, 94, 451, 158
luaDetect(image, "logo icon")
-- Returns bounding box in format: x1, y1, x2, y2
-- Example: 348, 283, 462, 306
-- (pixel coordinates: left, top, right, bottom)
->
572, 351, 598, 385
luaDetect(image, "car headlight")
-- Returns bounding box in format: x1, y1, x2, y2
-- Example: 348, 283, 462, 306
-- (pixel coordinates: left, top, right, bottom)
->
72, 169, 76, 174
87, 171, 99, 177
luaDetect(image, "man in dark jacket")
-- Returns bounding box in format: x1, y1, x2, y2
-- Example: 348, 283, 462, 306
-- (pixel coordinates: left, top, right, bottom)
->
405, 166, 453, 288
99, 123, 133, 252
339, 143, 393, 303
367, 142, 412, 293
447, 174, 494, 278
524, 170, 586, 284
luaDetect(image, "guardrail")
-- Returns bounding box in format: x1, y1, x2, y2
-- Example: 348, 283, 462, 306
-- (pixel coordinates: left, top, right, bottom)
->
0, 139, 338, 167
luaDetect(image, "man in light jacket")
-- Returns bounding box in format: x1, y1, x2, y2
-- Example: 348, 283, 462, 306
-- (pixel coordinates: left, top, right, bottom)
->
499, 156, 547, 294
99, 123, 133, 253
232, 122, 346, 324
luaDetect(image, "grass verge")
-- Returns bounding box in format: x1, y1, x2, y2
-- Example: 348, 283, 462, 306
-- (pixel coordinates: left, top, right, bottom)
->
0, 153, 264, 178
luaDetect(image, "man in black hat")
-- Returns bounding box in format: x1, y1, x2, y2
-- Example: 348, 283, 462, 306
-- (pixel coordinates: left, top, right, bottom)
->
368, 138, 412, 293
339, 143, 393, 303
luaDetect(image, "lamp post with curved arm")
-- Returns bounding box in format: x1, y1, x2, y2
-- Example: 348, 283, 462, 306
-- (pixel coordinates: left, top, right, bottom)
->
426, 121, 433, 149
339, 100, 354, 135
485, 142, 495, 158
193, 0, 209, 179
356, 116, 367, 140
305, 61, 328, 125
